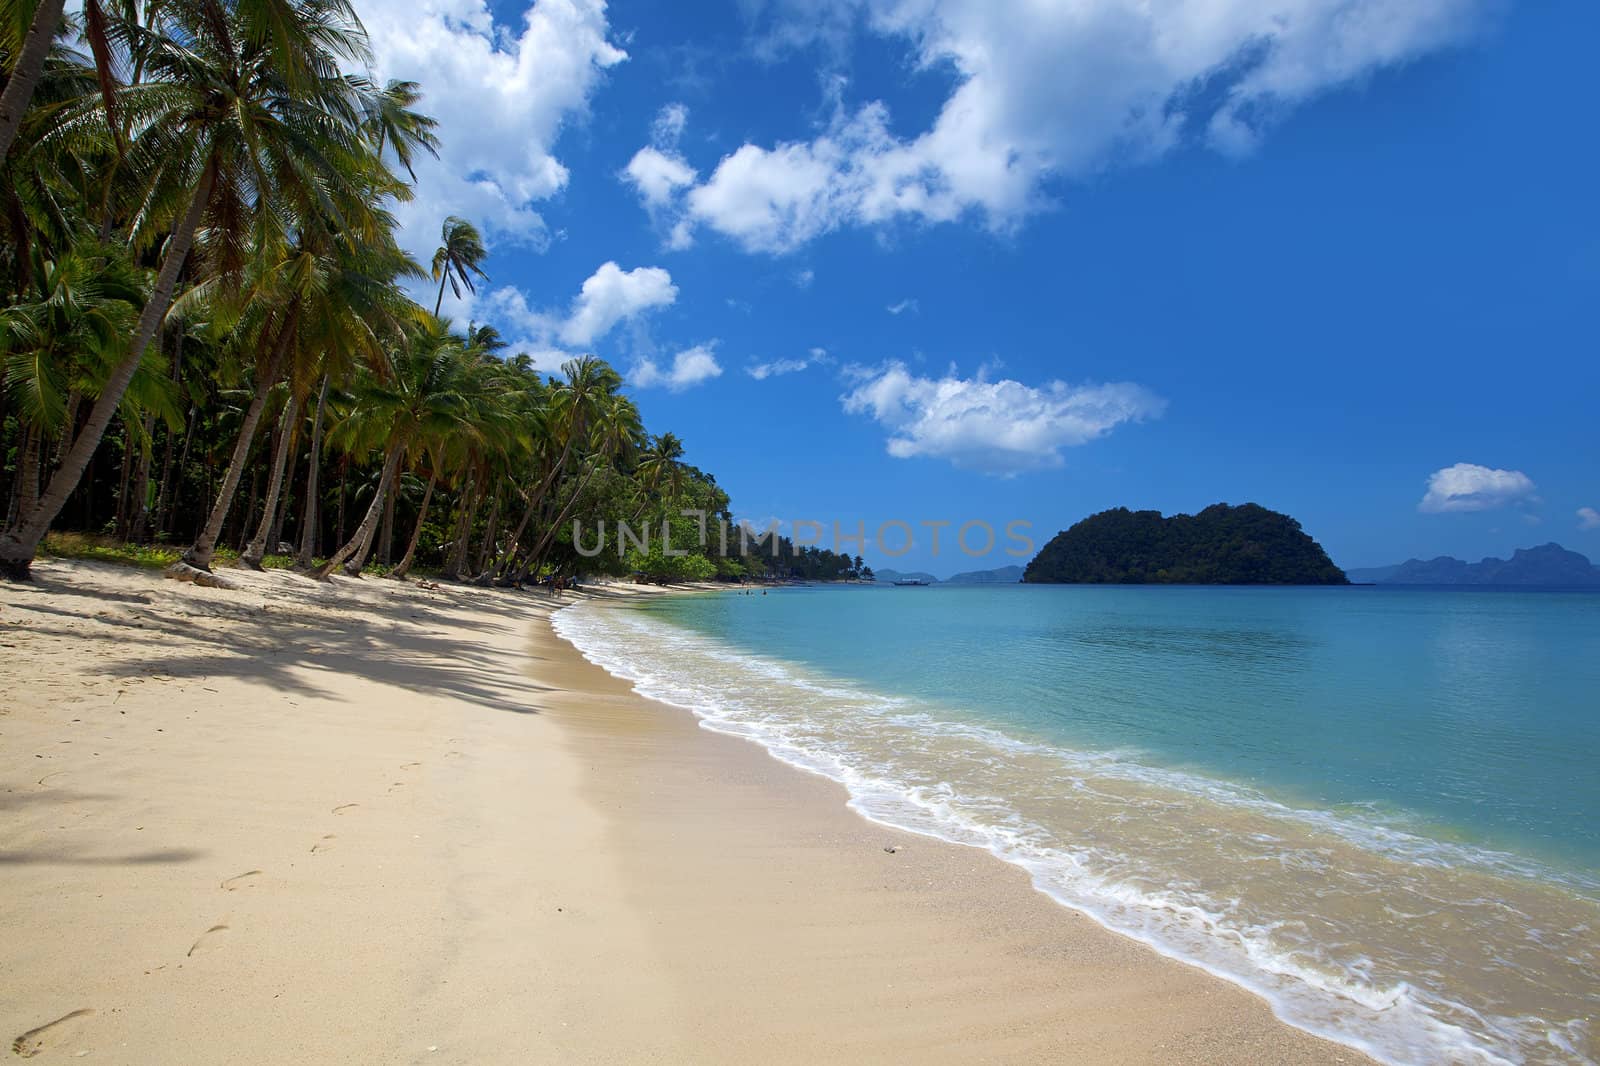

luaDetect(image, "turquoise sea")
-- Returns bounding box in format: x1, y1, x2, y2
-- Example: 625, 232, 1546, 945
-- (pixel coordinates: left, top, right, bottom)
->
554, 585, 1600, 1065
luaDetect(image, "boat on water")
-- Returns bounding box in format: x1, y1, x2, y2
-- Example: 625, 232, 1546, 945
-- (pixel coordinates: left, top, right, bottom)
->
892, 579, 931, 586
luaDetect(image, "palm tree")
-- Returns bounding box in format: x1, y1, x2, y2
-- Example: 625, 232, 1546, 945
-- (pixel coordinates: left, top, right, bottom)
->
1, 0, 379, 579
357, 78, 438, 180
0, 0, 68, 162
390, 345, 503, 579
430, 215, 487, 317
314, 322, 477, 579
488, 356, 615, 579
631, 431, 686, 520
518, 380, 640, 583
0, 242, 161, 519
191, 208, 422, 574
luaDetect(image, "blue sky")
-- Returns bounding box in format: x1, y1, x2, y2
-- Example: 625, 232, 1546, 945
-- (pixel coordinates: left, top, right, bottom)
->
360, 0, 1597, 575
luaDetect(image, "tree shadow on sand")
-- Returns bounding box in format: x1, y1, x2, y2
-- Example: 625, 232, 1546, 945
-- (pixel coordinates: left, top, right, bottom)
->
11, 564, 564, 715
0, 846, 205, 866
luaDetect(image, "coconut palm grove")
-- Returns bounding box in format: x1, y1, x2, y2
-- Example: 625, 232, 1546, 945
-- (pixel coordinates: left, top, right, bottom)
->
0, 0, 864, 586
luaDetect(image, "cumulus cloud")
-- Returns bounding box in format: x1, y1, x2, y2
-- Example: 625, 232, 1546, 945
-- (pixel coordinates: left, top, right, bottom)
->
638, 0, 1491, 252
747, 348, 831, 380
559, 262, 678, 346
622, 102, 700, 239
1418, 463, 1539, 514
624, 147, 699, 208
479, 261, 677, 370
361, 0, 624, 262
632, 344, 725, 391
841, 362, 1164, 475
1578, 507, 1600, 532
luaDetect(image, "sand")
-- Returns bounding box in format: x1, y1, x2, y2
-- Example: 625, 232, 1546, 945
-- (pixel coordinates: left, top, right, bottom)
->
0, 560, 1370, 1063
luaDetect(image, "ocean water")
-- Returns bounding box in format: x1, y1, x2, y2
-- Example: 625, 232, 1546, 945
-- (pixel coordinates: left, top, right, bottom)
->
553, 585, 1600, 1065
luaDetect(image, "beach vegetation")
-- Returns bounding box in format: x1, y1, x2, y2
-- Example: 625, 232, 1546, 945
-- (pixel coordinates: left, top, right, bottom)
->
0, 0, 735, 586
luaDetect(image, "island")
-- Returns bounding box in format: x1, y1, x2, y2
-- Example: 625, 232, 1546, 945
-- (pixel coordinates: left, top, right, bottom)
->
1023, 503, 1348, 585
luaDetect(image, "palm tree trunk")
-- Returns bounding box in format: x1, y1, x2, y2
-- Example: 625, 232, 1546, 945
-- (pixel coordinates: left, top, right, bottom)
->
334, 459, 348, 545
0, 160, 214, 580
239, 391, 300, 569
0, 0, 67, 162
434, 272, 447, 317
474, 495, 498, 576
442, 477, 475, 579
151, 332, 186, 538
128, 414, 154, 542
157, 404, 196, 538
495, 493, 539, 580
51, 391, 80, 470
520, 461, 601, 584
293, 375, 330, 567
12, 424, 40, 527
315, 444, 401, 580
151, 419, 178, 537
388, 469, 436, 579
114, 421, 134, 538
237, 469, 260, 551
174, 308, 293, 573
378, 483, 396, 564
267, 418, 299, 551
343, 519, 376, 575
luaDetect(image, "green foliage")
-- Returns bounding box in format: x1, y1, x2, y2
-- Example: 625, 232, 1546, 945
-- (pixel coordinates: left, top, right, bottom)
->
1023, 503, 1349, 585
0, 0, 738, 584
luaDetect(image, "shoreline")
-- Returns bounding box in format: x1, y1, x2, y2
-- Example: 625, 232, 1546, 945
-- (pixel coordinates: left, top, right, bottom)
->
2, 561, 1367, 1062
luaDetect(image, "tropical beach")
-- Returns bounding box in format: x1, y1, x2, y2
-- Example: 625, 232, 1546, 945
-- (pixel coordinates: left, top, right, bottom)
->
4, 0, 1598, 1062
1, 560, 1369, 1063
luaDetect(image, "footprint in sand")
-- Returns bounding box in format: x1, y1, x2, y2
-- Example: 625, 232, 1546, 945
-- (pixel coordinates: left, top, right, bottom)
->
12, 1009, 94, 1058
186, 924, 229, 957
310, 835, 335, 854
220, 870, 261, 891
331, 803, 359, 815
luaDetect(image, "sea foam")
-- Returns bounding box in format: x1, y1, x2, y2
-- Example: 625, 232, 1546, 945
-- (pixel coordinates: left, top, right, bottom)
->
553, 601, 1598, 1066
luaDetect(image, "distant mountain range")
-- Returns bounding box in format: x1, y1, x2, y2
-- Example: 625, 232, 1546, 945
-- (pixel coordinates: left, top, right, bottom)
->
945, 565, 1025, 584
873, 565, 1023, 585
1345, 543, 1600, 586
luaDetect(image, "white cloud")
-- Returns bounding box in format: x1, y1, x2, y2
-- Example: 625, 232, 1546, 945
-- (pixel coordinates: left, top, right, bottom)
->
559, 262, 678, 346
1578, 507, 1600, 532
841, 362, 1164, 475
749, 346, 831, 380
477, 261, 676, 369
361, 0, 625, 262
642, 0, 1490, 252
651, 102, 690, 145
747, 358, 810, 380
886, 298, 918, 315
1418, 463, 1539, 514
794, 268, 815, 288
622, 103, 700, 224
742, 344, 832, 377
632, 344, 725, 391
623, 147, 699, 208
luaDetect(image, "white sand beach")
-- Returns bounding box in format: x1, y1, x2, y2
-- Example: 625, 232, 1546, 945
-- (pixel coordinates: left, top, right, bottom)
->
0, 561, 1369, 1063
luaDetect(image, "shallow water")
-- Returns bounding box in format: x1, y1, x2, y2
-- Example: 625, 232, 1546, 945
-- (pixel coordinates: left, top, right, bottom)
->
554, 585, 1600, 1065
